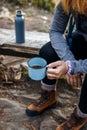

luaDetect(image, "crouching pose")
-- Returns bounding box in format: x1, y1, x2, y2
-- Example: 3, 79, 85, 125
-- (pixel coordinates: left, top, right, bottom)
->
26, 0, 87, 129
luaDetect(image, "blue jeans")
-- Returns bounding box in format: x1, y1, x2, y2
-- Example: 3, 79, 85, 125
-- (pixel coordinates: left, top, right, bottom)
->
39, 33, 87, 113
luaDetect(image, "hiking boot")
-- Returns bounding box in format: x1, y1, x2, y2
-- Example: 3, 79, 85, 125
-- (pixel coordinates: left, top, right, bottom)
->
56, 108, 87, 130
26, 90, 57, 116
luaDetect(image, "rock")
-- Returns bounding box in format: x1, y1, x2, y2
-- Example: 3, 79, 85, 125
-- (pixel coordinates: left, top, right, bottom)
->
0, 28, 49, 47
40, 119, 57, 130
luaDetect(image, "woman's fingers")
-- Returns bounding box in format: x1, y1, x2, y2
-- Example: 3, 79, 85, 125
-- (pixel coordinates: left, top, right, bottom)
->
47, 73, 56, 79
47, 68, 59, 79
66, 74, 82, 88
48, 61, 63, 68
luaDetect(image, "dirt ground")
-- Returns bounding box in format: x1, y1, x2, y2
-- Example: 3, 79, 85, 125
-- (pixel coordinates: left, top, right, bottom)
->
0, 56, 87, 130
0, 2, 87, 130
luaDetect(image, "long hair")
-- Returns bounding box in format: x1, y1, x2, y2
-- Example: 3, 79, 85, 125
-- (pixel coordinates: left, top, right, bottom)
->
61, 0, 87, 15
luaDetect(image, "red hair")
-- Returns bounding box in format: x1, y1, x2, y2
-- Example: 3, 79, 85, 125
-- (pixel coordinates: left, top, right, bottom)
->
61, 0, 87, 14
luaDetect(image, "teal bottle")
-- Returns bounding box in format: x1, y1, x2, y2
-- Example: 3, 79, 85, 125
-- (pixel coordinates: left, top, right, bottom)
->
15, 10, 25, 43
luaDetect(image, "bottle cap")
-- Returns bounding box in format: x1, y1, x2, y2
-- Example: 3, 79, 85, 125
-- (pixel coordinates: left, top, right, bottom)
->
16, 10, 22, 16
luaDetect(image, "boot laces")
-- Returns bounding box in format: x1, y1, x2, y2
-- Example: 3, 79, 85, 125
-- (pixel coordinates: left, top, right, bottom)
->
34, 91, 50, 107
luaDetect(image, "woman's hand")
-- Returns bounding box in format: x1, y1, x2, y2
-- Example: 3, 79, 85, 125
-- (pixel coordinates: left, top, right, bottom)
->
47, 60, 83, 88
66, 73, 83, 88
47, 61, 68, 79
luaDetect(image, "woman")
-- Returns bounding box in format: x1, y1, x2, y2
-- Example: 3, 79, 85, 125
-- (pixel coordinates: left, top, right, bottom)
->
26, 0, 87, 129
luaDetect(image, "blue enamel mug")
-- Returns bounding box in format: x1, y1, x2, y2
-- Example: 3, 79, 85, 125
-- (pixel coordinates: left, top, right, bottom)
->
28, 57, 47, 80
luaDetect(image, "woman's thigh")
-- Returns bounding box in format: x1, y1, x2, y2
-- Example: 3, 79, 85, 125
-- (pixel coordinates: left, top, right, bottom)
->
39, 41, 60, 64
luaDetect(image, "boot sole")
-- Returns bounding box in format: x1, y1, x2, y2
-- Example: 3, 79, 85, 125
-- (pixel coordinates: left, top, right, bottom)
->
26, 102, 57, 116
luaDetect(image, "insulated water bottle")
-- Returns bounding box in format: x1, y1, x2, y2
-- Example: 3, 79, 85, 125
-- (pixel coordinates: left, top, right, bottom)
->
15, 10, 25, 43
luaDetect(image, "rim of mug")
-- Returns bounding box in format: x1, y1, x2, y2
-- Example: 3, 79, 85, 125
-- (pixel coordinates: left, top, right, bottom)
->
27, 57, 47, 69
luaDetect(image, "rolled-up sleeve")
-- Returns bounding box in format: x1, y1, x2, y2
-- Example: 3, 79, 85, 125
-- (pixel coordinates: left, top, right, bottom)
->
71, 59, 87, 74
